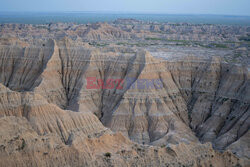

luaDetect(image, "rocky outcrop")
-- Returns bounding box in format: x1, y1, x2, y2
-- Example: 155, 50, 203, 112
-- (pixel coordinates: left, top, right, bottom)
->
0, 21, 249, 166
0, 116, 244, 167
0, 83, 109, 142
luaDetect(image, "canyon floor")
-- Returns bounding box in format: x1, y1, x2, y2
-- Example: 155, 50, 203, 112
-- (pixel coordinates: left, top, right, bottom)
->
0, 19, 249, 167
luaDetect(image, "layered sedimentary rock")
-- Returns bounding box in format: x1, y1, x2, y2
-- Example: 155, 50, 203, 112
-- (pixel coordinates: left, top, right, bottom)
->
0, 116, 244, 167
0, 20, 249, 166
0, 83, 109, 142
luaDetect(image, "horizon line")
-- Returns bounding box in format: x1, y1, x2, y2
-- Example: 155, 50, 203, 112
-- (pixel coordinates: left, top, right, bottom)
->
0, 11, 250, 17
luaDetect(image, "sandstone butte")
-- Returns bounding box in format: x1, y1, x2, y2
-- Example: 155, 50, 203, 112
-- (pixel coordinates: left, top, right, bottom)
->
0, 20, 249, 167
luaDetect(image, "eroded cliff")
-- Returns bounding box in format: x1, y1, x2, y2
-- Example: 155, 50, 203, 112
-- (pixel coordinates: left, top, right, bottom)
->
0, 21, 249, 166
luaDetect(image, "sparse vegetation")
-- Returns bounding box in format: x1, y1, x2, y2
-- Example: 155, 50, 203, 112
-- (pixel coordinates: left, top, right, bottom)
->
234, 53, 242, 58
145, 37, 162, 41
89, 42, 108, 47
145, 37, 231, 49
17, 139, 26, 150
234, 163, 242, 167
104, 152, 111, 158
137, 147, 142, 151
210, 43, 228, 48
145, 37, 189, 43
239, 36, 250, 42
36, 25, 48, 29
117, 41, 157, 47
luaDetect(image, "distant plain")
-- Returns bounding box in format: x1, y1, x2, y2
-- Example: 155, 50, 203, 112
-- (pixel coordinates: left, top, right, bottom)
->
1, 12, 250, 25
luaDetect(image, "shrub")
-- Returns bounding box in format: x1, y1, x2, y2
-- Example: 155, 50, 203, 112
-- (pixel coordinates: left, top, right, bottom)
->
104, 152, 111, 158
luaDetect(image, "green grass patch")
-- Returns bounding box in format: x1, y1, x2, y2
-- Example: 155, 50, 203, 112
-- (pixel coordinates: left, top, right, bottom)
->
145, 37, 189, 43
89, 42, 108, 47
211, 43, 228, 48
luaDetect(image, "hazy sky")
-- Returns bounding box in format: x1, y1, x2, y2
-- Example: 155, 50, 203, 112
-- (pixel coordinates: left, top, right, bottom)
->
0, 0, 250, 16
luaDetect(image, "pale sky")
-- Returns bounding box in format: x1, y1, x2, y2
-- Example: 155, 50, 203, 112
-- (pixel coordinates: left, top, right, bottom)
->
0, 0, 250, 16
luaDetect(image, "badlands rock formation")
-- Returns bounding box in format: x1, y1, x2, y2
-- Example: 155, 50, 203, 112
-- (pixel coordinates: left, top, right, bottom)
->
0, 20, 249, 166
